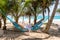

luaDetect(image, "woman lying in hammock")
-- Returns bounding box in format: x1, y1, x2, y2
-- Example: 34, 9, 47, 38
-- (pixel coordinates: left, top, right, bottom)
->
19, 23, 32, 35
19, 19, 43, 32
24, 23, 32, 32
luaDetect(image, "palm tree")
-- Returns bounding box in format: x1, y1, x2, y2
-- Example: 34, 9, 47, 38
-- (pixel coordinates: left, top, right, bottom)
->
24, 0, 44, 24
8, 0, 22, 23
39, 0, 51, 21
31, 0, 38, 24
20, 10, 26, 23
0, 14, 2, 28
31, 0, 50, 24
21, 6, 32, 23
0, 20, 1, 28
21, 0, 41, 24
0, 0, 21, 30
21, 0, 51, 24
2, 16, 6, 30
0, 0, 8, 30
6, 0, 22, 31
8, 0, 18, 23
43, 0, 59, 33
25, 8, 32, 23
20, 1, 33, 23
1, 9, 7, 30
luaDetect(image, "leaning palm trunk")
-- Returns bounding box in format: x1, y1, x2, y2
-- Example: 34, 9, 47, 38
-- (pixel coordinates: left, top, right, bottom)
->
43, 0, 59, 33
3, 17, 6, 30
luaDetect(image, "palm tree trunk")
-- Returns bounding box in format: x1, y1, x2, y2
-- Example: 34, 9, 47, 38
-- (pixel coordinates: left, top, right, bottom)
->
16, 18, 18, 23
15, 16, 19, 23
29, 15, 31, 23
3, 17, 6, 30
34, 13, 37, 24
43, 0, 59, 33
0, 20, 2, 28
23, 15, 24, 23
42, 10, 45, 20
14, 16, 19, 31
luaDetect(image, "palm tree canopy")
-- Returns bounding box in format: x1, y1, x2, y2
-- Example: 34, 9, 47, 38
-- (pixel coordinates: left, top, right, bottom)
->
0, 0, 7, 7
57, 9, 60, 13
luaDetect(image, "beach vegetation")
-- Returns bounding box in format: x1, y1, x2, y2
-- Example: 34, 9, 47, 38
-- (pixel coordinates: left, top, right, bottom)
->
0, 0, 8, 30
0, 14, 2, 28
57, 9, 60, 13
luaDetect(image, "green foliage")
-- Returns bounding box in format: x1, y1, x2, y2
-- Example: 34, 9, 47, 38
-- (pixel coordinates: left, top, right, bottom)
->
0, 0, 7, 7
18, 0, 21, 2
57, 9, 60, 13
25, 0, 32, 2
0, 0, 8, 12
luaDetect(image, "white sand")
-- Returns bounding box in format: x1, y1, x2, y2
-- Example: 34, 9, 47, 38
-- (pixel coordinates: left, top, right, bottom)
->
45, 19, 60, 25
0, 26, 60, 40
0, 29, 4, 37
53, 20, 60, 26
0, 19, 60, 40
0, 27, 60, 40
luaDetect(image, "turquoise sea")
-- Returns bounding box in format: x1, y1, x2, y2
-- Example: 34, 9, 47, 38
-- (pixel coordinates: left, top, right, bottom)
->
18, 15, 60, 23
5, 15, 60, 24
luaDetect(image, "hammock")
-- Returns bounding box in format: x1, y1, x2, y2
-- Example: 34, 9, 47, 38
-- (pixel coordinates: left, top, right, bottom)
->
0, 8, 48, 32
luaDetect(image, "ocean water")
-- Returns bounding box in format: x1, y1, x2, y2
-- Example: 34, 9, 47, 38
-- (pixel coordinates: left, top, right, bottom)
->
6, 15, 60, 22
18, 15, 60, 23
37, 16, 60, 20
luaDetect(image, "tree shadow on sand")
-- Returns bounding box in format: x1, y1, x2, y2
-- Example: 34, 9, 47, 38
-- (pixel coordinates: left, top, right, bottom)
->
47, 28, 60, 38
1, 27, 60, 40
0, 30, 28, 40
22, 38, 43, 40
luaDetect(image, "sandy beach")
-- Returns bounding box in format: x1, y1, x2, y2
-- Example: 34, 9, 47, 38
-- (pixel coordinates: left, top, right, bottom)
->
0, 19, 60, 40
0, 0, 60, 40
0, 25, 60, 40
